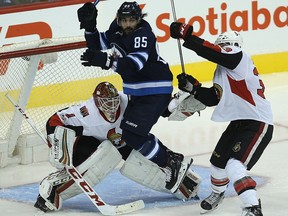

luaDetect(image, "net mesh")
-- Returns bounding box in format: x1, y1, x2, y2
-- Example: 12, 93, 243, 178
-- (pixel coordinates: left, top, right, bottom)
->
0, 36, 122, 142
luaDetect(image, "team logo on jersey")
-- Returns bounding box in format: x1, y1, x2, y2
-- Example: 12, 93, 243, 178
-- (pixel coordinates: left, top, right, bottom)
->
213, 83, 222, 99
111, 43, 126, 58
80, 106, 89, 117
107, 128, 125, 148
232, 142, 241, 152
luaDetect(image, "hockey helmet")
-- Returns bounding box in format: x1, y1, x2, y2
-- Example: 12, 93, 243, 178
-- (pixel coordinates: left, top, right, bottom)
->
215, 31, 243, 48
117, 1, 143, 22
93, 82, 120, 122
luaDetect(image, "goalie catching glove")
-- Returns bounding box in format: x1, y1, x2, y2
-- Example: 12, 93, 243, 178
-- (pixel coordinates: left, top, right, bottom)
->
81, 49, 115, 70
77, 2, 98, 32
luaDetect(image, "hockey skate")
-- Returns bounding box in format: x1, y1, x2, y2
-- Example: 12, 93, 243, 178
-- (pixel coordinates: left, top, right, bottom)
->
200, 191, 225, 214
34, 187, 58, 212
166, 149, 184, 162
163, 150, 194, 193
173, 160, 202, 200
34, 182, 61, 212
34, 194, 50, 212
242, 199, 263, 216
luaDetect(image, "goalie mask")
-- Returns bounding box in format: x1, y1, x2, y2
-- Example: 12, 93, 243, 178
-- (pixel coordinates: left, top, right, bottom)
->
93, 82, 120, 122
215, 31, 243, 48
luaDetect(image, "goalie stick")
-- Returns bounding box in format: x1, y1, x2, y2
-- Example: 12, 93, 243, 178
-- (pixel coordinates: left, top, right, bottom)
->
5, 93, 145, 215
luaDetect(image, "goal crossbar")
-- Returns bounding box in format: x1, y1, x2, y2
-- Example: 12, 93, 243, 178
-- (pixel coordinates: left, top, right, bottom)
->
0, 40, 87, 59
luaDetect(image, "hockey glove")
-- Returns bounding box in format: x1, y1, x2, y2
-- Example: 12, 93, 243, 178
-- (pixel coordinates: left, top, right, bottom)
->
170, 22, 193, 39
77, 2, 98, 32
177, 73, 201, 95
81, 49, 114, 70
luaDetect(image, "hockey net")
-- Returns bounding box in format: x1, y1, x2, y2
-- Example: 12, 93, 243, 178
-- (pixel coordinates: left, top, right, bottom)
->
0, 36, 122, 168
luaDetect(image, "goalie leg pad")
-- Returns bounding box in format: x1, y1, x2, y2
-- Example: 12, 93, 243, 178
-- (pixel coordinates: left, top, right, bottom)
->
121, 151, 201, 201
37, 140, 121, 211
120, 149, 167, 192
174, 165, 202, 200
38, 169, 70, 211
59, 140, 122, 201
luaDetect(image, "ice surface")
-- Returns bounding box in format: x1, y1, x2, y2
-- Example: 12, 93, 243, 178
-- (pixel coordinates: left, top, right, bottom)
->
1, 72, 287, 216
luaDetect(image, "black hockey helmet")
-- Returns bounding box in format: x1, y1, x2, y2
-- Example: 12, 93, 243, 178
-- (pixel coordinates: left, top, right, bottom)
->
117, 1, 143, 22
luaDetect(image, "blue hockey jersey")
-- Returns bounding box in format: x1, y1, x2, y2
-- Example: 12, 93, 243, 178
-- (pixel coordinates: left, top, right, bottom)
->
85, 19, 173, 96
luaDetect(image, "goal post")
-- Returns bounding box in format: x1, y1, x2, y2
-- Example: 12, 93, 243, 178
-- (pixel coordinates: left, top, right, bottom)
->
0, 36, 122, 168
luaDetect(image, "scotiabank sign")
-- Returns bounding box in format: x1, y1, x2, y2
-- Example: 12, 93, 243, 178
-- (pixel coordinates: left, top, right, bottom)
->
156, 1, 288, 42
0, 0, 287, 59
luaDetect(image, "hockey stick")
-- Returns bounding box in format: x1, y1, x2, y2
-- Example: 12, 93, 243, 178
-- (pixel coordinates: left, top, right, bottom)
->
5, 93, 47, 143
5, 93, 145, 215
170, 0, 186, 74
94, 0, 100, 6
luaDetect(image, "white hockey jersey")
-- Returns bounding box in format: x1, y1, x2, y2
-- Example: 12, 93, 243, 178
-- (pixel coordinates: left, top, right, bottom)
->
55, 92, 128, 145
211, 46, 273, 125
